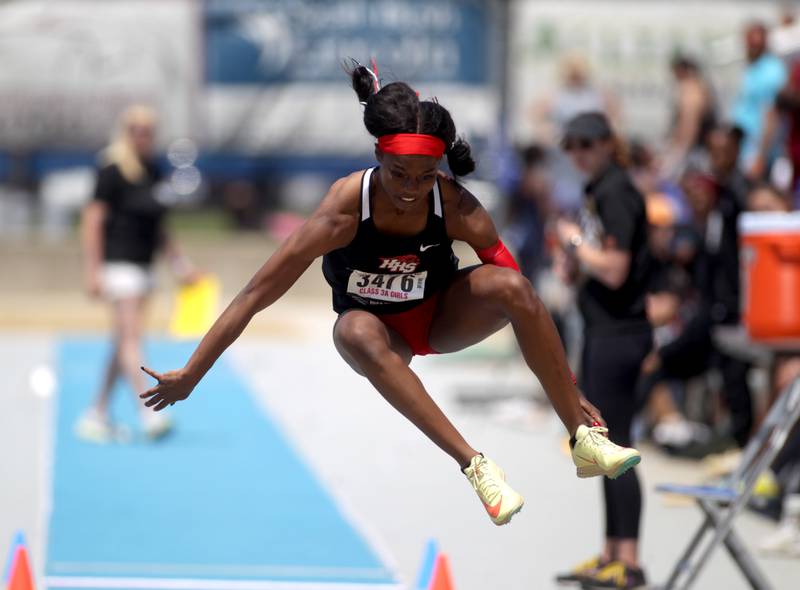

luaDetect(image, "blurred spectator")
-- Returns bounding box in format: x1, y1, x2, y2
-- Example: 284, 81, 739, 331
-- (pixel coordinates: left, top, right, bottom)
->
732, 21, 788, 177
530, 52, 620, 146
77, 105, 198, 443
761, 436, 800, 557
777, 60, 800, 201
629, 140, 660, 196
707, 124, 750, 210
640, 170, 753, 454
760, 349, 800, 558
685, 172, 742, 329
222, 179, 263, 230
770, 6, 800, 64
638, 194, 710, 453
755, 51, 800, 204
660, 55, 717, 179
748, 182, 792, 212
503, 145, 580, 358
504, 144, 553, 279
630, 138, 691, 224
530, 53, 621, 215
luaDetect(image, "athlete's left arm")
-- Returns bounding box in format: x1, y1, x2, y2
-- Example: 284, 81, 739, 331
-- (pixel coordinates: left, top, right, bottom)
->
439, 176, 519, 271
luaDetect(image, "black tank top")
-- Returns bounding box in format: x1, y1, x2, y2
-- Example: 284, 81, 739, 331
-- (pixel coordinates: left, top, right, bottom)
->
322, 167, 458, 315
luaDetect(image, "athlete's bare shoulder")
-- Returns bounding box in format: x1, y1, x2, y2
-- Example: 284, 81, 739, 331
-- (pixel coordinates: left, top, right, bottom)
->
436, 171, 497, 247
319, 170, 363, 216
436, 172, 483, 218
304, 170, 367, 251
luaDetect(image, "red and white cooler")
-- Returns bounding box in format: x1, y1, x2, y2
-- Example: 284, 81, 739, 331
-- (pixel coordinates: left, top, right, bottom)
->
740, 211, 800, 342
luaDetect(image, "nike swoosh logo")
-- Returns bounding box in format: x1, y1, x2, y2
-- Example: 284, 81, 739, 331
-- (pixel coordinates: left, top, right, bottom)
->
483, 498, 503, 518
420, 243, 440, 252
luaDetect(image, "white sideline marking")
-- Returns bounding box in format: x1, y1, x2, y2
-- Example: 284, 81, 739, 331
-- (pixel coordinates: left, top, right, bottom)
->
46, 576, 404, 590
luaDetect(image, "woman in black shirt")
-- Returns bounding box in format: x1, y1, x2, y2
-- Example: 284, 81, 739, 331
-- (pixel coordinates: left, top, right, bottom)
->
554, 113, 652, 589
78, 105, 196, 442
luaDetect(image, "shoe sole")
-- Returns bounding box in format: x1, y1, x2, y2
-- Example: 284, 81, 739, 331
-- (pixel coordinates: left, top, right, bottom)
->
609, 455, 641, 479
493, 500, 524, 526
576, 454, 641, 479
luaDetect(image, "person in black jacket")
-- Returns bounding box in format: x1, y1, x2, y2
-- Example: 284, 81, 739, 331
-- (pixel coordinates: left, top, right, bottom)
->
554, 112, 652, 590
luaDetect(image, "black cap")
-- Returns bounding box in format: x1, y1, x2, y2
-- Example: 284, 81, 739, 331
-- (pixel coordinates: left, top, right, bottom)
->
562, 112, 613, 146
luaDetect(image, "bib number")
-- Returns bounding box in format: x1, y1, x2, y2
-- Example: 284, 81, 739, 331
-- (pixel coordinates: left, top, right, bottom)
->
347, 270, 427, 303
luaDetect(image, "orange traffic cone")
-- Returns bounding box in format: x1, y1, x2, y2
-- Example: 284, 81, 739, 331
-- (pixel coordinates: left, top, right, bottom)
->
5, 534, 34, 590
429, 553, 455, 590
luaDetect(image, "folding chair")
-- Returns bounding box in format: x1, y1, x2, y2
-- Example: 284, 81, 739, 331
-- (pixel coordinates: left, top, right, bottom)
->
656, 376, 800, 590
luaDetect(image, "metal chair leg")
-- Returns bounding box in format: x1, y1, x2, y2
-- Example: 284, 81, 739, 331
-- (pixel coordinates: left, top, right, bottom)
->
702, 502, 773, 590
662, 515, 712, 590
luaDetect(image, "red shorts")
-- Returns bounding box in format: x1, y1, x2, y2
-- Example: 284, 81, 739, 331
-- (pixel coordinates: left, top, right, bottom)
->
377, 294, 441, 356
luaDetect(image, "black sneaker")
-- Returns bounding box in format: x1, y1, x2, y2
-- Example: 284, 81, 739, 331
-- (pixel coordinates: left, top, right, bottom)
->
581, 561, 647, 589
555, 556, 609, 586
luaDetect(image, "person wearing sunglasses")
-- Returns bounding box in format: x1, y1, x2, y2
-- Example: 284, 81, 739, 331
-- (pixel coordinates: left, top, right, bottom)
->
554, 112, 653, 590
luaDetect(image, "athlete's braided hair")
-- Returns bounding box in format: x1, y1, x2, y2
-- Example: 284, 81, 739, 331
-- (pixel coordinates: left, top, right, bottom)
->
348, 63, 476, 177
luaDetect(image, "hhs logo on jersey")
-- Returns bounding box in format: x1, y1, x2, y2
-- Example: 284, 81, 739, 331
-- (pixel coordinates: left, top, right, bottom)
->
378, 254, 420, 273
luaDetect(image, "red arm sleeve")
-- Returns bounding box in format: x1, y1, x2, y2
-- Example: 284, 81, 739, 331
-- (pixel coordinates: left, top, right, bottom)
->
474, 240, 520, 272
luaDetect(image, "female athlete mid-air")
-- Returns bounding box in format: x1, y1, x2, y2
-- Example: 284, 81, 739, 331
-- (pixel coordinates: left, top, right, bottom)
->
140, 64, 641, 526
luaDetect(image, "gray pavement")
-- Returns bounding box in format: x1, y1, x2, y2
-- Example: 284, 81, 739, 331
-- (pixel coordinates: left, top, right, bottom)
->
232, 329, 800, 590
0, 334, 54, 590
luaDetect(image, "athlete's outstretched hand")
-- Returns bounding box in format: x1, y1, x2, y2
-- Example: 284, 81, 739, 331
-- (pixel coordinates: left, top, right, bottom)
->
139, 366, 196, 411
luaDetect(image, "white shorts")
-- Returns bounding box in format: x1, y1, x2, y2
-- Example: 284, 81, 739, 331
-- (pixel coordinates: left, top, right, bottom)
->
102, 262, 154, 300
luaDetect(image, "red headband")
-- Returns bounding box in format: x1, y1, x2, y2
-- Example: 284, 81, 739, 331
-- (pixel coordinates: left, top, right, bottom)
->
377, 133, 446, 158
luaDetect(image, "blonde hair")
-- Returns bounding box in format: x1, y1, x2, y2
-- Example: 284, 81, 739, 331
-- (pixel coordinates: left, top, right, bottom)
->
101, 104, 157, 183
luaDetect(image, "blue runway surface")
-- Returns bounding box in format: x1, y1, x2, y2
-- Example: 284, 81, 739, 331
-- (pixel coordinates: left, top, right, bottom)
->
45, 338, 399, 590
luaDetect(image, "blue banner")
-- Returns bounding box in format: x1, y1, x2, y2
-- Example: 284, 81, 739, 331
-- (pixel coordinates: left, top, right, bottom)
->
205, 0, 490, 85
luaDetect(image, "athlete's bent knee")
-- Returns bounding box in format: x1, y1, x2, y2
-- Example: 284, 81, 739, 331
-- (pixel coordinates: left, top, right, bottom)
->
482, 267, 538, 310
334, 313, 389, 361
